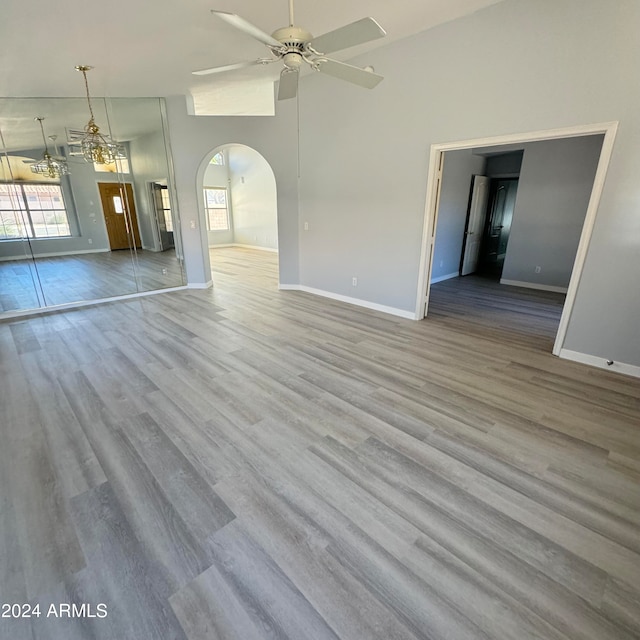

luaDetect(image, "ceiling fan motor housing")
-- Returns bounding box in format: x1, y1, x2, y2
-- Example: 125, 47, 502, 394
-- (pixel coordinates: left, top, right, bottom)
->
271, 26, 312, 46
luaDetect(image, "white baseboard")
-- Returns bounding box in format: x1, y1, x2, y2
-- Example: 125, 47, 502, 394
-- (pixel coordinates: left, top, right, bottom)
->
0, 248, 109, 262
278, 284, 416, 320
500, 278, 568, 294
430, 271, 459, 284
209, 243, 278, 253
188, 280, 213, 290
559, 349, 640, 379
233, 243, 278, 253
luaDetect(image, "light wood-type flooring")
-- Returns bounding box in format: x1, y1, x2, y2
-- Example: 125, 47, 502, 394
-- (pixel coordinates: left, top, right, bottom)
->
1, 247, 639, 640
0, 248, 185, 314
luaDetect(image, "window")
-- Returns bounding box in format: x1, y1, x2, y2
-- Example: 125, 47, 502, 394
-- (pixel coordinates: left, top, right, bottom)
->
0, 183, 71, 240
203, 187, 229, 231
209, 152, 225, 166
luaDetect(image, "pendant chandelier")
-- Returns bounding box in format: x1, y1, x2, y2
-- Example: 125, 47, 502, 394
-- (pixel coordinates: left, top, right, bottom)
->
75, 65, 120, 165
30, 117, 70, 179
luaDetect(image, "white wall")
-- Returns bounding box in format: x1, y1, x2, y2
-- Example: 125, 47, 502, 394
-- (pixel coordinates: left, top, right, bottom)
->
431, 150, 486, 281
502, 135, 603, 289
293, 0, 640, 366
227, 145, 278, 251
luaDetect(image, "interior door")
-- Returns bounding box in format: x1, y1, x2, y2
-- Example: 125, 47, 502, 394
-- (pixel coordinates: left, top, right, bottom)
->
461, 175, 490, 276
150, 181, 174, 251
98, 182, 141, 250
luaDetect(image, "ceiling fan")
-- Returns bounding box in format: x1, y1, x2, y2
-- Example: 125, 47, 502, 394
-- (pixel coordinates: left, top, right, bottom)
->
192, 0, 386, 100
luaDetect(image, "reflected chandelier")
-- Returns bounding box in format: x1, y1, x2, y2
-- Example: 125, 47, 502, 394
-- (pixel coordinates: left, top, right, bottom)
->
75, 65, 120, 165
30, 117, 70, 179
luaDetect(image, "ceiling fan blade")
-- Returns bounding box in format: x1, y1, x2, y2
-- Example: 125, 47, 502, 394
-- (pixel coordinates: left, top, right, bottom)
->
316, 58, 384, 89
192, 58, 274, 76
277, 69, 298, 101
211, 11, 283, 49
309, 17, 386, 55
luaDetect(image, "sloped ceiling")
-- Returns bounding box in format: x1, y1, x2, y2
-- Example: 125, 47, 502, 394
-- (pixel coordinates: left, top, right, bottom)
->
0, 0, 504, 105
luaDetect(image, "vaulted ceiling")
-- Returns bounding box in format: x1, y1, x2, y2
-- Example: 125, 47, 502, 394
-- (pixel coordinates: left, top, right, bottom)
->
1, 0, 503, 101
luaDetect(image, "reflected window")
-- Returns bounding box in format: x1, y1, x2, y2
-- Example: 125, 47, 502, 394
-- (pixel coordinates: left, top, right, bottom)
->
203, 187, 229, 231
209, 152, 225, 166
113, 195, 124, 214
0, 183, 70, 239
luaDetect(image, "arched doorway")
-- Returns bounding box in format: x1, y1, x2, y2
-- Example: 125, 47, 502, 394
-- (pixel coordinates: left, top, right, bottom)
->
196, 144, 279, 287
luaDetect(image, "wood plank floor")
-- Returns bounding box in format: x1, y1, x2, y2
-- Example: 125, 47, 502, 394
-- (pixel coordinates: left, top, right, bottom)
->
429, 274, 566, 352
1, 246, 639, 640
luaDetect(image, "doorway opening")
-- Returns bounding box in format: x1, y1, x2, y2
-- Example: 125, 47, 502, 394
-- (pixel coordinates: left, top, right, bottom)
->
197, 144, 279, 286
417, 122, 617, 356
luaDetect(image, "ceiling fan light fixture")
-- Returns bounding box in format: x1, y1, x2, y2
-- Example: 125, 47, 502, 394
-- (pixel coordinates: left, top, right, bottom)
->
75, 65, 120, 165
282, 52, 303, 70
30, 117, 70, 179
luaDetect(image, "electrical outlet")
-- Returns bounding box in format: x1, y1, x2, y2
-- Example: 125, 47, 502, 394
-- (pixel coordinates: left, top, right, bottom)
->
87, 238, 93, 245
352, 277, 358, 287
304, 222, 309, 231
162, 268, 167, 275
190, 220, 196, 229
439, 260, 444, 268
535, 266, 541, 273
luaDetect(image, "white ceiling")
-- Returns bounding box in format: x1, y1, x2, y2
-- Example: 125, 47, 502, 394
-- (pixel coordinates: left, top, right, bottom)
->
1, 0, 503, 102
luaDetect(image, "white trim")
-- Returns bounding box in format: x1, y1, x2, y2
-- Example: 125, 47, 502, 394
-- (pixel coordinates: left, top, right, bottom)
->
559, 349, 640, 379
0, 286, 189, 321
232, 243, 278, 253
500, 279, 568, 294
209, 243, 278, 253
417, 121, 619, 357
0, 248, 109, 262
279, 284, 416, 320
188, 280, 213, 289
430, 271, 459, 284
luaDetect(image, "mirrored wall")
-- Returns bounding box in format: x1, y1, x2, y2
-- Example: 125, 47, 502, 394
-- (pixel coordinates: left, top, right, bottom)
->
0, 97, 185, 316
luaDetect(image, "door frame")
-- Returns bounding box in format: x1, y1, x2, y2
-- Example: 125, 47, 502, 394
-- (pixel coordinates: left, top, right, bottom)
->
416, 121, 618, 356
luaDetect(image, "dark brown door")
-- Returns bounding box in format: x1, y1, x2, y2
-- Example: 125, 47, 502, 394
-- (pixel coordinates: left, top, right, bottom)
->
98, 182, 141, 250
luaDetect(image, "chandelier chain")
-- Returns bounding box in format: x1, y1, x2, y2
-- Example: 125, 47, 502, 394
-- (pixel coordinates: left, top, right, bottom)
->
80, 68, 96, 122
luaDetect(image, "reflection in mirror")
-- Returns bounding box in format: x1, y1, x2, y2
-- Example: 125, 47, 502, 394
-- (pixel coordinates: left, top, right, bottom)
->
0, 125, 46, 312
106, 97, 184, 293
0, 96, 185, 316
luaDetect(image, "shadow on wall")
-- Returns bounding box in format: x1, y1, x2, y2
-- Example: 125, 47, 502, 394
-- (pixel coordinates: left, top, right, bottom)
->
201, 144, 278, 252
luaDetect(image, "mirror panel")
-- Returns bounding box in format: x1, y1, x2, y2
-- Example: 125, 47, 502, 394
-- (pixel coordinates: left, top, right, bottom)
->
0, 122, 46, 312
106, 97, 185, 293
0, 96, 184, 316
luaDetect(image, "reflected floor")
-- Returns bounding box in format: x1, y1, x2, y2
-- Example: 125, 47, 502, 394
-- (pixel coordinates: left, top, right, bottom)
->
0, 249, 184, 312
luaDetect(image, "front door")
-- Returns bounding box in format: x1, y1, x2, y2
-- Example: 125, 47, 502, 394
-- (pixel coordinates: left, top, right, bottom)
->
98, 182, 141, 250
